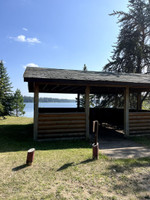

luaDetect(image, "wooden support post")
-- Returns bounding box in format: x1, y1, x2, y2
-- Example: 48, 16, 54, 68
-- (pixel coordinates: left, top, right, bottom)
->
77, 93, 80, 109
85, 86, 90, 139
137, 92, 141, 111
34, 83, 39, 141
124, 87, 129, 136
114, 94, 118, 108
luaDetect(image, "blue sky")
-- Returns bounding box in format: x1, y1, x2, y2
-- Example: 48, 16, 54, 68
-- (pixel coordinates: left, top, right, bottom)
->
0, 0, 128, 99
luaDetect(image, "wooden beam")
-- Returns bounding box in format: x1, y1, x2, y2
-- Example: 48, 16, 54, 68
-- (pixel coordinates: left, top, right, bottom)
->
50, 85, 59, 91
34, 83, 39, 140
58, 85, 72, 92
77, 93, 80, 109
85, 86, 90, 139
42, 83, 48, 91
124, 87, 129, 136
137, 92, 141, 111
114, 94, 118, 108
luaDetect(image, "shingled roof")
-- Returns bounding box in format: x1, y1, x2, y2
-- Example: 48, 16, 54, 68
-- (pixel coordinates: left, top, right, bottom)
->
24, 67, 150, 93
24, 67, 150, 84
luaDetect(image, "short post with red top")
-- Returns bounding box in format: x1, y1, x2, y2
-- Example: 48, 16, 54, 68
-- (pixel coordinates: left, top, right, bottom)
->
26, 148, 35, 166
92, 120, 99, 160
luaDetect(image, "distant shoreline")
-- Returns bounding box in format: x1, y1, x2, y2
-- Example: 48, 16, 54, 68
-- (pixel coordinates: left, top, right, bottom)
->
23, 96, 75, 103
24, 101, 75, 103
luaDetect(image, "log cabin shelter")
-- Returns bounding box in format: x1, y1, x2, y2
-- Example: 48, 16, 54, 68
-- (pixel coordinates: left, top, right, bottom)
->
24, 67, 150, 141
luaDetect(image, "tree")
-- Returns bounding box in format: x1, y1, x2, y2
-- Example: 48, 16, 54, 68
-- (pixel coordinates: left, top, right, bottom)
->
13, 89, 25, 117
100, 0, 150, 109
0, 103, 4, 117
104, 0, 150, 73
0, 60, 13, 117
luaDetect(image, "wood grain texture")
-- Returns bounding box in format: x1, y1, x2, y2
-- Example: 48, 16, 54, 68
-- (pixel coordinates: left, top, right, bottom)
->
38, 112, 86, 139
129, 112, 150, 135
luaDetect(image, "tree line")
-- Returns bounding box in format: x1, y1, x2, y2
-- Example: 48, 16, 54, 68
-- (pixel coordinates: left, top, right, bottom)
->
23, 96, 75, 103
0, 61, 25, 118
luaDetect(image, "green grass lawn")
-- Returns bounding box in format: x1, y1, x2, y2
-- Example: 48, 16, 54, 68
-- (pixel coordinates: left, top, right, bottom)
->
1, 117, 150, 200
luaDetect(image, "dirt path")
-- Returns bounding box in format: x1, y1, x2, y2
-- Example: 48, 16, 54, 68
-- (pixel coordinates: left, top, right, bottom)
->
96, 126, 150, 159
99, 138, 150, 158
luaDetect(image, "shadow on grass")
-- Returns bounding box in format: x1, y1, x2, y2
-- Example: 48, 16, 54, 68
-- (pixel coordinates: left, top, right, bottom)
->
103, 157, 150, 174
57, 158, 94, 171
12, 164, 29, 171
0, 124, 90, 152
57, 162, 75, 171
102, 158, 150, 197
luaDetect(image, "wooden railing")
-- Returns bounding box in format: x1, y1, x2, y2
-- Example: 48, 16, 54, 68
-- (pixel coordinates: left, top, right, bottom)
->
38, 112, 86, 139
129, 112, 150, 135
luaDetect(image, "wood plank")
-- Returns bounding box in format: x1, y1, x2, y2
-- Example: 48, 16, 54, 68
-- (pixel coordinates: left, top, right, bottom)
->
85, 86, 90, 139
39, 112, 85, 117
124, 87, 129, 136
129, 115, 150, 120
38, 128, 86, 134
38, 120, 86, 125
34, 83, 39, 141
129, 122, 150, 127
38, 124, 86, 130
129, 126, 150, 130
130, 130, 150, 134
129, 119, 150, 124
129, 112, 150, 116
37, 136, 86, 141
38, 132, 85, 138
137, 92, 141, 110
77, 93, 80, 109
129, 124, 150, 128
38, 116, 86, 121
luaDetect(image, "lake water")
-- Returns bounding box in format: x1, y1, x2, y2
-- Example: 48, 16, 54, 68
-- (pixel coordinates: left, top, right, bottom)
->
24, 102, 77, 118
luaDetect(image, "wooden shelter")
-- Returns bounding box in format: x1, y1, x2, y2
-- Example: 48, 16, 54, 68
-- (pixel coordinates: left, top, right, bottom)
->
24, 67, 150, 140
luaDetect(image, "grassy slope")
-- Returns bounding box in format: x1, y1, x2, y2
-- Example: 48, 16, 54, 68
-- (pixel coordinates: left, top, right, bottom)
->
0, 117, 150, 200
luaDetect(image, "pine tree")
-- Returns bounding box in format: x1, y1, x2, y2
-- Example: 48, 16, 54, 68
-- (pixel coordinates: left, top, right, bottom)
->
13, 89, 25, 117
0, 60, 13, 117
100, 0, 150, 109
104, 0, 150, 73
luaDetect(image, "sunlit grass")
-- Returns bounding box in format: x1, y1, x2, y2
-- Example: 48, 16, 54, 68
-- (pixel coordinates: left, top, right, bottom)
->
0, 117, 150, 199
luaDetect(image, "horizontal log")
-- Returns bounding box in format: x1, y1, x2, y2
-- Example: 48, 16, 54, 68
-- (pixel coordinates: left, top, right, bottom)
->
38, 120, 86, 125
39, 112, 85, 118
129, 133, 150, 136
37, 136, 86, 141
38, 132, 85, 138
129, 126, 150, 130
38, 124, 86, 130
129, 124, 150, 129
130, 130, 150, 134
38, 116, 86, 121
129, 112, 150, 116
38, 128, 86, 134
129, 119, 150, 124
129, 116, 150, 120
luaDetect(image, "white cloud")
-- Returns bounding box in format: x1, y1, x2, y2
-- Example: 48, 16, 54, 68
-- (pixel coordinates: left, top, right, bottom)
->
9, 34, 41, 44
26, 37, 41, 43
23, 63, 40, 69
17, 35, 26, 42
22, 27, 28, 31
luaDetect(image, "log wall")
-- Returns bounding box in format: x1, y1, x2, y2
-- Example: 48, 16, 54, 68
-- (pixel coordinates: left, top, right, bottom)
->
38, 112, 86, 139
129, 112, 150, 135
